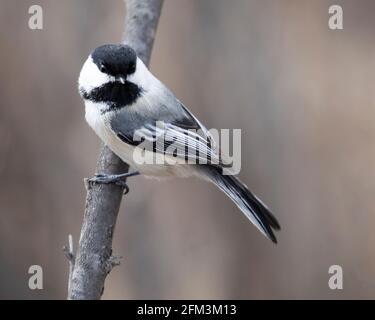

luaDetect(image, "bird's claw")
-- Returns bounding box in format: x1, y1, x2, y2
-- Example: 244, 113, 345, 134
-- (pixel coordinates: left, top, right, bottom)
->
88, 173, 130, 195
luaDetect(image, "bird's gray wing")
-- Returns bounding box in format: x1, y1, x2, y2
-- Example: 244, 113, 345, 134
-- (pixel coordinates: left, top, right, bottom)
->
109, 104, 219, 164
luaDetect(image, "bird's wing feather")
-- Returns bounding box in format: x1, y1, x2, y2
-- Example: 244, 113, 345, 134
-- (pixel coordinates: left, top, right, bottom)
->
112, 118, 219, 163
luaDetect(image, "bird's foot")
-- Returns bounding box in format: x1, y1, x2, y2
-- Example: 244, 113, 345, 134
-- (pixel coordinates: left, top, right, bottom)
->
88, 171, 140, 195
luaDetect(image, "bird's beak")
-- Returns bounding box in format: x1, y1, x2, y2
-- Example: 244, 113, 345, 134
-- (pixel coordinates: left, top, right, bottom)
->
117, 77, 126, 84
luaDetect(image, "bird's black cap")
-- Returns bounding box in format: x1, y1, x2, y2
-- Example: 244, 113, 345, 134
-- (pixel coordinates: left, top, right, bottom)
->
91, 44, 137, 77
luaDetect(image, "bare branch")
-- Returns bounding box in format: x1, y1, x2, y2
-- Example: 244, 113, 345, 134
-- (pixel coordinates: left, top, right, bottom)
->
63, 234, 75, 299
67, 0, 164, 300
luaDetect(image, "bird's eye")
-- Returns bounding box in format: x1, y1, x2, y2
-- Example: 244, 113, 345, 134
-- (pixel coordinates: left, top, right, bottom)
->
129, 63, 136, 73
99, 64, 107, 73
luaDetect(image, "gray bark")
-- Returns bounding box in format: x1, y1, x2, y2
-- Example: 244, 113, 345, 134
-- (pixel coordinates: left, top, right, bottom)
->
67, 0, 164, 300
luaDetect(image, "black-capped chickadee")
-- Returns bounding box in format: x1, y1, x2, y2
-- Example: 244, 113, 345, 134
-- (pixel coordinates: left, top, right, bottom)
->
78, 44, 280, 243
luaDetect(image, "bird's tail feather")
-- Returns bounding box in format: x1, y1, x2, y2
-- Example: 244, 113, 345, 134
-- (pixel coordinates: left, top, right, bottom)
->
200, 165, 280, 243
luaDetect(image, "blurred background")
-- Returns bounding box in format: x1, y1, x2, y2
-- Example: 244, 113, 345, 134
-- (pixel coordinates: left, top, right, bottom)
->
0, 0, 374, 299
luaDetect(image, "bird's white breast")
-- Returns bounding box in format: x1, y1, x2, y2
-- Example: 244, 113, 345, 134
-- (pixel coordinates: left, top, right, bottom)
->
85, 101, 106, 137
85, 101, 135, 165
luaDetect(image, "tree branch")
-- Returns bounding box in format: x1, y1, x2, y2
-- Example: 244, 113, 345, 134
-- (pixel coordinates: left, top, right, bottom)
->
66, 0, 164, 300
63, 234, 75, 298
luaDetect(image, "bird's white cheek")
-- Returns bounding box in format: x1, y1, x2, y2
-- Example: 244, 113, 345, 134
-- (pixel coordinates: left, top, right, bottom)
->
78, 56, 110, 92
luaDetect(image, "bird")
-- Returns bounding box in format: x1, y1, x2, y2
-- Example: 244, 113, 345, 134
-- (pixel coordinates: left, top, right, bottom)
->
78, 44, 280, 243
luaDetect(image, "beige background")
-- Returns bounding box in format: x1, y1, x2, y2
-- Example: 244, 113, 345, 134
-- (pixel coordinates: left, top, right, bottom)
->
0, 0, 374, 299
